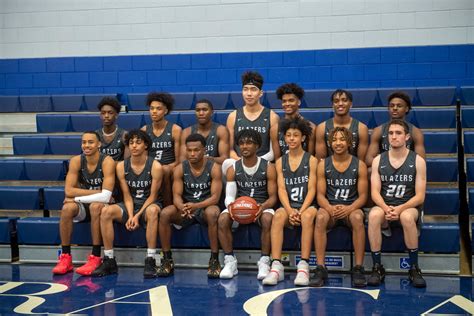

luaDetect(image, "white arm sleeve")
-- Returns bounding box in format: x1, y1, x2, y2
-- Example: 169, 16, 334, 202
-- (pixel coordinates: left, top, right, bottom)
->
74, 189, 112, 204
225, 181, 237, 208
259, 142, 274, 162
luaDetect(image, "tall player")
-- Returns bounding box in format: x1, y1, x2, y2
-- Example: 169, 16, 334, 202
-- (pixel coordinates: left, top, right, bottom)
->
52, 131, 115, 276
91, 130, 163, 278
312, 127, 368, 288
179, 99, 229, 164
218, 129, 277, 280
315, 89, 369, 161
368, 119, 427, 288
158, 133, 222, 278
262, 118, 317, 286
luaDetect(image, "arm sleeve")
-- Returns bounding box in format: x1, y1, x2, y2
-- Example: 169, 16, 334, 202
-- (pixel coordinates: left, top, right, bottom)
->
74, 189, 113, 204
259, 142, 274, 162
224, 181, 237, 208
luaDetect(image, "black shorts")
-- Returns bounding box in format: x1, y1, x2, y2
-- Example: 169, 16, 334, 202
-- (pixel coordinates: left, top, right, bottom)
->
118, 201, 162, 228
174, 208, 207, 230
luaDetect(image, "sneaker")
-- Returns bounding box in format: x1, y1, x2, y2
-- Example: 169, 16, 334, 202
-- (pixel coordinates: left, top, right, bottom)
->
381, 225, 392, 237
294, 260, 310, 286
157, 258, 174, 277
308, 265, 328, 287
76, 255, 102, 276
262, 261, 284, 285
144, 257, 158, 278
52, 253, 74, 275
351, 265, 367, 288
408, 264, 426, 288
208, 257, 221, 279
90, 257, 118, 277
220, 255, 238, 279
367, 263, 385, 286
257, 256, 271, 280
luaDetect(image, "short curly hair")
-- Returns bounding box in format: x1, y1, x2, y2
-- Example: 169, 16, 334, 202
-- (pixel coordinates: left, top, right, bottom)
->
97, 96, 121, 113
276, 83, 304, 100
146, 92, 174, 113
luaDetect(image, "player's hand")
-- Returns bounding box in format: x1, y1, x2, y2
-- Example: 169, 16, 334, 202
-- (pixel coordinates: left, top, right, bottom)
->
385, 206, 396, 221
129, 215, 140, 231
63, 197, 75, 204
228, 203, 235, 221
289, 209, 301, 226
184, 202, 197, 214
254, 205, 264, 221
333, 205, 345, 219
125, 217, 134, 231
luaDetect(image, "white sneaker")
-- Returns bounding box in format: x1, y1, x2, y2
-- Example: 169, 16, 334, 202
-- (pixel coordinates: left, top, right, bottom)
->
257, 256, 271, 280
262, 260, 284, 285
294, 260, 310, 286
219, 255, 238, 279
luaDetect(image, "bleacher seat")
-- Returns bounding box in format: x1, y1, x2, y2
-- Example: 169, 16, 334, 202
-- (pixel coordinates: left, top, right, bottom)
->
0, 96, 20, 112
19, 95, 53, 112
464, 131, 474, 154
43, 187, 65, 211
378, 88, 416, 107
24, 159, 67, 181
302, 90, 333, 108
173, 92, 195, 110
0, 160, 24, 180
468, 188, 474, 214
127, 93, 148, 111
424, 188, 459, 216
70, 114, 101, 132
264, 91, 281, 109
13, 136, 49, 155
350, 88, 380, 107
372, 108, 456, 129
0, 186, 41, 210
298, 109, 333, 124
84, 94, 118, 111
467, 158, 474, 182
48, 135, 81, 155
229, 92, 243, 108
214, 111, 229, 125
51, 95, 83, 112
416, 86, 456, 106
179, 112, 196, 128
350, 109, 376, 129
461, 86, 474, 105
461, 106, 474, 128
117, 113, 144, 131
0, 218, 15, 244
426, 158, 458, 182
36, 114, 72, 133
424, 131, 457, 154
195, 92, 229, 110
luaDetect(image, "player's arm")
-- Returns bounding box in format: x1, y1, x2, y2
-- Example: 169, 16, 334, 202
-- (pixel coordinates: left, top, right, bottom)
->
260, 162, 277, 211
140, 125, 147, 132
316, 159, 334, 214
224, 165, 237, 208
412, 126, 426, 159
64, 156, 101, 198
122, 131, 130, 160
178, 127, 191, 163
346, 160, 368, 212
357, 122, 369, 162
260, 110, 279, 162
394, 155, 427, 214
171, 124, 182, 167
135, 161, 163, 218
172, 163, 185, 210
213, 125, 230, 165
365, 126, 382, 167
275, 158, 293, 214
192, 161, 223, 209
315, 122, 327, 160
117, 162, 135, 219
73, 156, 116, 203
226, 111, 239, 160
299, 156, 318, 213
370, 155, 390, 212
271, 124, 281, 160
307, 123, 317, 156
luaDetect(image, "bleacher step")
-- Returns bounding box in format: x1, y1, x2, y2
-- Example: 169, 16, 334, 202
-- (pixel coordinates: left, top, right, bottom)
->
0, 113, 36, 133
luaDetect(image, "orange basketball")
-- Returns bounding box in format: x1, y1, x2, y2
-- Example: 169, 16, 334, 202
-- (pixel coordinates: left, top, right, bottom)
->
230, 196, 259, 224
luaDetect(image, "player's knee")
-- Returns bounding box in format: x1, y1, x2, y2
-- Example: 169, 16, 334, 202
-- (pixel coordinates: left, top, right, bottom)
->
205, 207, 219, 224
316, 211, 329, 227
89, 203, 103, 218
273, 210, 287, 225
399, 211, 415, 227
60, 203, 77, 219
368, 208, 384, 222
349, 211, 364, 226
260, 213, 273, 230
301, 209, 316, 224
146, 205, 160, 221
100, 206, 115, 221
218, 212, 231, 229
159, 206, 174, 223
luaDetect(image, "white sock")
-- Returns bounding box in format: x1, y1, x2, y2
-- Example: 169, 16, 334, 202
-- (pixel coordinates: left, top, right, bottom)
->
104, 249, 114, 259
147, 248, 156, 258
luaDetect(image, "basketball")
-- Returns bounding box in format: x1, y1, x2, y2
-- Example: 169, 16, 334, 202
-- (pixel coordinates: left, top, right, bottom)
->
230, 196, 259, 224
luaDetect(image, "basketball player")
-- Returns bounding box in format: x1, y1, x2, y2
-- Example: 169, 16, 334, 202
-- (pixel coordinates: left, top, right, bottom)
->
368, 119, 427, 288
52, 131, 115, 276
273, 83, 316, 158
218, 129, 277, 280
312, 127, 368, 288
179, 99, 229, 164
91, 129, 163, 278
315, 89, 369, 161
365, 91, 425, 167
141, 92, 181, 206
262, 118, 318, 286
158, 133, 222, 278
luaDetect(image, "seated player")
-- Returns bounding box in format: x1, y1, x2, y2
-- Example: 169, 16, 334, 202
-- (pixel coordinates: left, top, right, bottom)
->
52, 131, 115, 276
158, 133, 223, 278
179, 99, 229, 164
262, 118, 318, 286
368, 119, 427, 288
218, 129, 277, 280
91, 129, 163, 278
312, 127, 368, 287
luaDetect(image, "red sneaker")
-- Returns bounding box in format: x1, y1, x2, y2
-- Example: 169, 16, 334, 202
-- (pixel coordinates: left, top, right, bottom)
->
76, 255, 102, 276
52, 253, 73, 275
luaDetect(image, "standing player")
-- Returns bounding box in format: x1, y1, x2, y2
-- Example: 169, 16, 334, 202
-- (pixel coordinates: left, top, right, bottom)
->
218, 129, 277, 280
312, 127, 368, 287
179, 99, 229, 164
368, 119, 427, 288
315, 89, 369, 161
91, 130, 163, 278
262, 118, 318, 286
52, 131, 115, 276
365, 91, 425, 167
158, 133, 222, 278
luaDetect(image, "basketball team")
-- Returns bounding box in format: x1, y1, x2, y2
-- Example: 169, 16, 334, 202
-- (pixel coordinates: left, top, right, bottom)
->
52, 70, 427, 289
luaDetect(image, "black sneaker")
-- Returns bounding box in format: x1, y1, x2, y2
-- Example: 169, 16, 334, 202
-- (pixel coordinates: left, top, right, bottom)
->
367, 263, 385, 286
351, 265, 367, 288
408, 264, 426, 288
143, 257, 157, 279
308, 265, 328, 287
207, 257, 221, 279
91, 257, 118, 277
157, 258, 174, 277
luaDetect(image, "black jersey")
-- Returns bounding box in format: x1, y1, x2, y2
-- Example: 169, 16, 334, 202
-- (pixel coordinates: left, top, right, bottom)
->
324, 118, 360, 156
282, 152, 312, 209
96, 127, 126, 161
146, 122, 175, 165
124, 157, 154, 211
79, 153, 106, 190
182, 159, 214, 203
379, 150, 417, 206
234, 158, 269, 204
191, 122, 220, 157
379, 121, 415, 152
234, 107, 271, 157
325, 155, 359, 205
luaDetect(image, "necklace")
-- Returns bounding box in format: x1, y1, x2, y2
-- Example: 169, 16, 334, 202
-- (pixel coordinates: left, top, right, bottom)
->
102, 126, 117, 137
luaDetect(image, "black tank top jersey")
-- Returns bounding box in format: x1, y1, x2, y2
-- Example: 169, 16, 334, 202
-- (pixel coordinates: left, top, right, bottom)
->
325, 155, 359, 206
96, 127, 126, 161
234, 158, 269, 204
379, 150, 417, 206
191, 122, 220, 157
379, 122, 415, 152
324, 118, 360, 156
146, 122, 175, 165
282, 152, 312, 209
234, 107, 271, 157
182, 159, 214, 203
79, 153, 106, 190
124, 157, 154, 211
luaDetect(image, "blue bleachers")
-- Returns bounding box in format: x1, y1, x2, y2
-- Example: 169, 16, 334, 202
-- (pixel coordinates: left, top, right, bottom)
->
127, 93, 148, 111
36, 114, 71, 133
43, 187, 64, 210
48, 135, 82, 155
461, 86, 474, 105
173, 92, 195, 110
302, 90, 333, 108
13, 135, 81, 155
117, 113, 144, 131
464, 131, 474, 154
372, 108, 456, 129
0, 186, 41, 210
424, 188, 459, 216
468, 188, 474, 214
461, 106, 474, 128
424, 131, 457, 154
84, 94, 118, 111
195, 92, 228, 110
0, 159, 66, 181
419, 223, 460, 253
426, 158, 458, 182
0, 96, 20, 112
467, 158, 474, 182
416, 86, 456, 106
70, 114, 101, 131
19, 95, 52, 112
378, 88, 417, 107
350, 89, 380, 107
0, 218, 16, 244
51, 95, 83, 112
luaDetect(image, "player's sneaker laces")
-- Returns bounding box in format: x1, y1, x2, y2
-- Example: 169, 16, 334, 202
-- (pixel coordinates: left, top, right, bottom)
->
367, 263, 385, 286
351, 265, 367, 287
207, 257, 221, 279
52, 253, 74, 275
262, 260, 284, 285
220, 255, 238, 279
144, 257, 158, 278
76, 255, 102, 276
157, 258, 174, 277
294, 260, 310, 286
91, 257, 118, 277
408, 264, 426, 288
309, 265, 328, 287
257, 256, 271, 280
